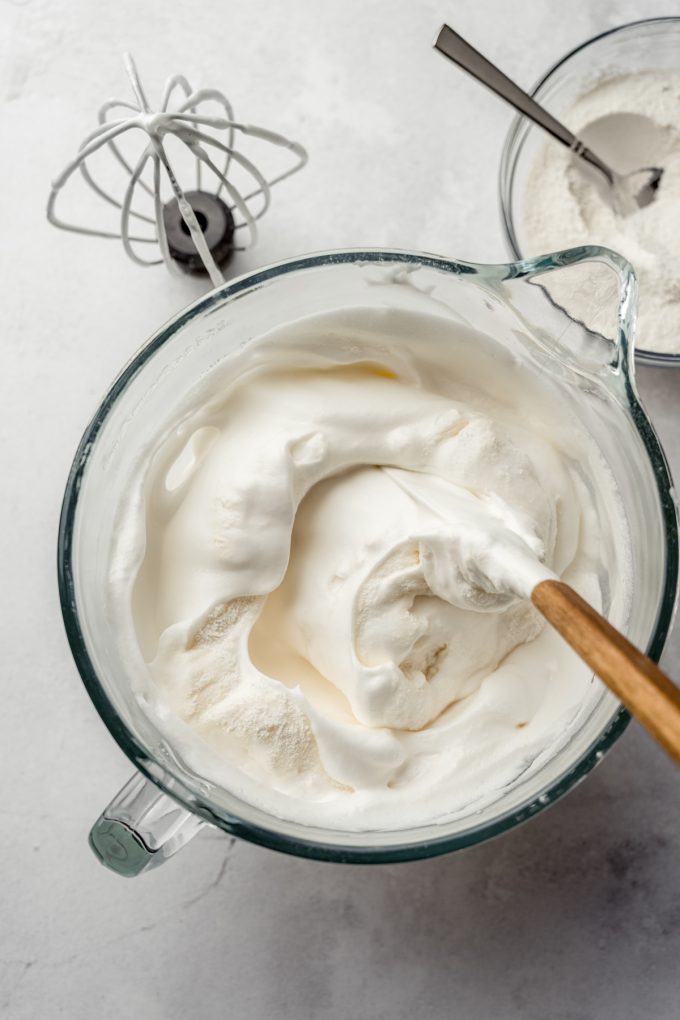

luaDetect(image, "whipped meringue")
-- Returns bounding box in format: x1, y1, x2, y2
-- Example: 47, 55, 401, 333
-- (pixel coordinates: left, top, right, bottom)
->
109, 306, 630, 830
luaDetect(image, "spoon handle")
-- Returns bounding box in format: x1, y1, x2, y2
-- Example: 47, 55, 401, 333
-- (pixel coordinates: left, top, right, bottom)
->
532, 579, 680, 767
434, 24, 615, 187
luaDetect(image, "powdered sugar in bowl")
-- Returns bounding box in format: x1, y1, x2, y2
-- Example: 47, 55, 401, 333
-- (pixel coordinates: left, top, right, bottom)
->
500, 17, 680, 365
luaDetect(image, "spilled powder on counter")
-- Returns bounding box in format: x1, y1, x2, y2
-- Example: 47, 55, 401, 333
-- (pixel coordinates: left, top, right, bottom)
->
522, 72, 680, 354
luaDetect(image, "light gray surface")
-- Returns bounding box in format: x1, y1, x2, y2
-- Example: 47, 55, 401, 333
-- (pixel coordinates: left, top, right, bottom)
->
3, 1, 680, 1017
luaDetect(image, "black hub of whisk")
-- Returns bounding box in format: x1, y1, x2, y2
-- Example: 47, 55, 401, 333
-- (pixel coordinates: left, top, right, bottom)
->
162, 190, 235, 273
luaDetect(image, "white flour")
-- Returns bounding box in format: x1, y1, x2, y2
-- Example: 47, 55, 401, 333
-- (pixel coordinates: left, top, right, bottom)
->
522, 72, 680, 355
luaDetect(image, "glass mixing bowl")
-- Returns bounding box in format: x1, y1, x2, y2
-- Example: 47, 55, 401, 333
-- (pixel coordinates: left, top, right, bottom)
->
59, 246, 678, 876
499, 17, 680, 367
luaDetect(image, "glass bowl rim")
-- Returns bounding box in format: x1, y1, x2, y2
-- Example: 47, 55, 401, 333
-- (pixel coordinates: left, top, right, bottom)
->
498, 15, 680, 368
58, 247, 678, 863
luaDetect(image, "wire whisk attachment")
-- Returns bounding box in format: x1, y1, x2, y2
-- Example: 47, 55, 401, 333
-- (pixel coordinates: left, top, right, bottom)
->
47, 53, 308, 288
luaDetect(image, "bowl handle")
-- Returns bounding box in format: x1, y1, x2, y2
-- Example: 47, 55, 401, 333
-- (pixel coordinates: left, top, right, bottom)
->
515, 244, 638, 379
88, 771, 206, 877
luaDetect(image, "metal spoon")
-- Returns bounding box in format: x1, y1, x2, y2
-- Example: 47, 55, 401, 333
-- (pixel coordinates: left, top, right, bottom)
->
434, 24, 663, 214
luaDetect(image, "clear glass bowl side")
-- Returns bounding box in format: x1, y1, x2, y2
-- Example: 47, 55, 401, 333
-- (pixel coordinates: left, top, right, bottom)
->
59, 249, 678, 863
499, 17, 680, 366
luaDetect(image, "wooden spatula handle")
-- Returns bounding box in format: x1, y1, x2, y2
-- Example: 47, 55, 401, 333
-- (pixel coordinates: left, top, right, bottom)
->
532, 579, 680, 767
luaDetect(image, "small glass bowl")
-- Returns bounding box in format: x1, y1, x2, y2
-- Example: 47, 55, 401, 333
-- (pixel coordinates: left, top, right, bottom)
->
499, 17, 680, 367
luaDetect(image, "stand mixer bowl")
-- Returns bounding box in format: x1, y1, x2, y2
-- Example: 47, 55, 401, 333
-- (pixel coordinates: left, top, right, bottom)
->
58, 246, 678, 875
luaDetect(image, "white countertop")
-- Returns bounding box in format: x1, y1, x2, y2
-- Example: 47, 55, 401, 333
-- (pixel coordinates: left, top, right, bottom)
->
4, 1, 680, 1017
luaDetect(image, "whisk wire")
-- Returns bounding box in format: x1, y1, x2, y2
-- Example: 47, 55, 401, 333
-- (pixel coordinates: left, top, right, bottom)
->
47, 55, 307, 282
